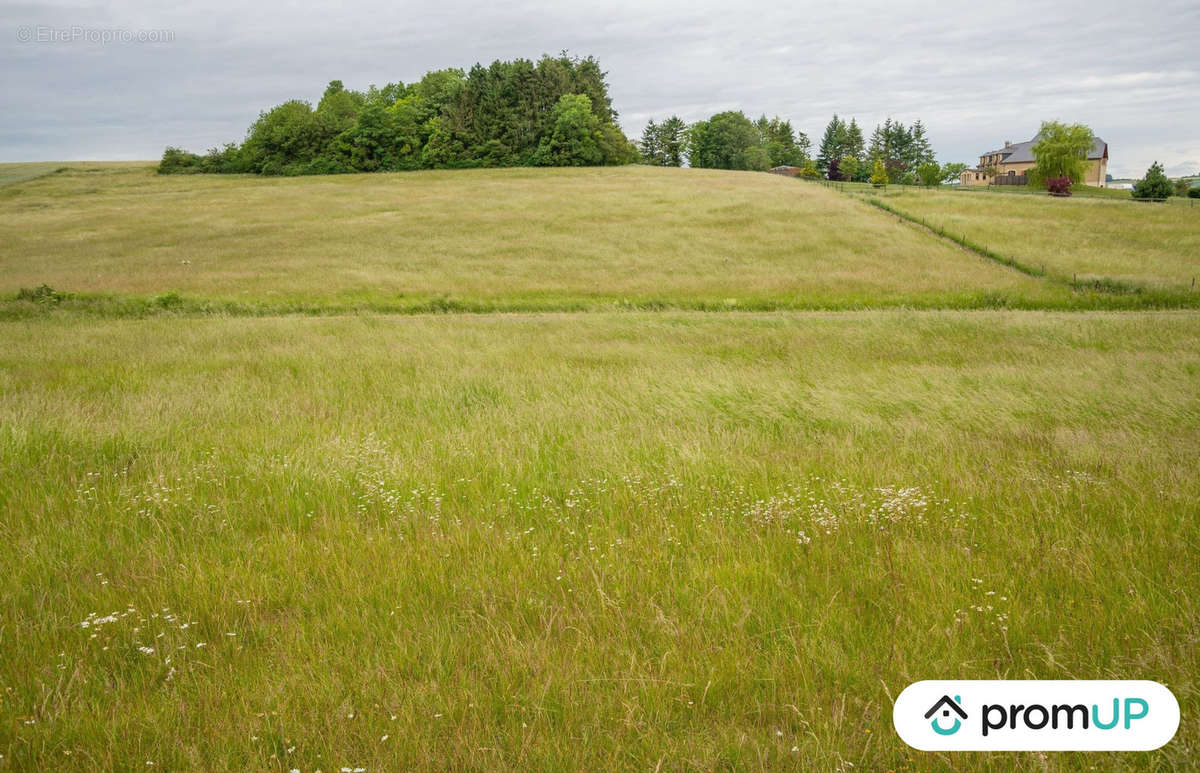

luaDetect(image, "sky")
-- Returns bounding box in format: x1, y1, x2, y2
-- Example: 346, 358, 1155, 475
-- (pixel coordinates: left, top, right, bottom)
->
2, 0, 1198, 178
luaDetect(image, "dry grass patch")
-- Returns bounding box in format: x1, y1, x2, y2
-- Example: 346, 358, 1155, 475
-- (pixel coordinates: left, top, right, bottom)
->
0, 164, 1064, 309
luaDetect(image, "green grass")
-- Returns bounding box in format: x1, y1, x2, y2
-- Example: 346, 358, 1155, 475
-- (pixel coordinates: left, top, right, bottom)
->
1, 311, 1197, 770
2, 163, 1198, 769
845, 184, 1200, 291
0, 163, 1076, 311
0, 162, 68, 188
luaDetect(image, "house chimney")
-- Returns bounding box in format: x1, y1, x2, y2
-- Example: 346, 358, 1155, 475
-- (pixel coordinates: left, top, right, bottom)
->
1004, 140, 1011, 148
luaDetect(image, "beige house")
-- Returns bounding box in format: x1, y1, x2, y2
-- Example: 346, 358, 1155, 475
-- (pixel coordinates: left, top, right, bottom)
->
960, 135, 1109, 187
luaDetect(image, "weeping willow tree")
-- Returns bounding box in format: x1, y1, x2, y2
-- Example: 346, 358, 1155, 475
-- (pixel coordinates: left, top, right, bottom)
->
1028, 120, 1094, 188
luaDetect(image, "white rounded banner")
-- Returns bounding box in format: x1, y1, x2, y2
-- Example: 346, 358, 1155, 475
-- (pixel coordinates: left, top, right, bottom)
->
894, 680, 1179, 751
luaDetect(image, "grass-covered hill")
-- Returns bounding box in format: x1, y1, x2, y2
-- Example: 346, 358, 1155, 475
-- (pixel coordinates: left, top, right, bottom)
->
7, 162, 1196, 315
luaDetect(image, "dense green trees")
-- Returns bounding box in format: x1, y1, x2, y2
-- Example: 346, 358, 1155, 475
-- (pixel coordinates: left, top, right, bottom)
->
687, 111, 761, 170
159, 54, 634, 175
164, 67, 961, 183
670, 111, 809, 171
866, 118, 934, 184
639, 116, 687, 166
815, 115, 866, 179
533, 94, 636, 166
754, 115, 810, 167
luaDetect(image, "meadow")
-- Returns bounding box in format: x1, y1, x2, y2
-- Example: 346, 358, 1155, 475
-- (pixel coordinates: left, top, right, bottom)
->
0, 164, 1074, 312
1, 163, 1198, 770
849, 183, 1200, 291
0, 162, 70, 188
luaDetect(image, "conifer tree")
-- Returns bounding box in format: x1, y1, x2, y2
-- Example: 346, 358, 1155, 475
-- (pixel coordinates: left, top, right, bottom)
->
639, 120, 661, 164
1132, 161, 1173, 200
816, 115, 845, 172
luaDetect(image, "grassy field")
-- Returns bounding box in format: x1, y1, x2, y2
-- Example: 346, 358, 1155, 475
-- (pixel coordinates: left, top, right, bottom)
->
1, 164, 1197, 769
824, 178, 1198, 207
852, 185, 1200, 291
0, 164, 1078, 312
0, 162, 69, 188
1, 312, 1197, 770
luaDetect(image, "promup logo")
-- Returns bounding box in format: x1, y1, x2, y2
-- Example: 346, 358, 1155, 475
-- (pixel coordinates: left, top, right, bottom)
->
894, 681, 1179, 751
924, 695, 967, 735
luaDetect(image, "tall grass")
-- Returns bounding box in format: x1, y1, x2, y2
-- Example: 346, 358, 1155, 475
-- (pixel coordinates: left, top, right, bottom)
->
1, 312, 1197, 770
850, 185, 1200, 291
0, 164, 1068, 310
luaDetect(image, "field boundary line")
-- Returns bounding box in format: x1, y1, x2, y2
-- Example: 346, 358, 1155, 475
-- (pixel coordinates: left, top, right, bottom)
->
859, 196, 1181, 300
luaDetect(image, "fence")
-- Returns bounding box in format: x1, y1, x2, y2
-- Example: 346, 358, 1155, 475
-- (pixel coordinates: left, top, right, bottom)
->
991, 173, 1026, 186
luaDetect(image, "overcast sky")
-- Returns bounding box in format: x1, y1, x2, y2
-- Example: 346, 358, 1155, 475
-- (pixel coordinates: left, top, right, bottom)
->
2, 0, 1197, 177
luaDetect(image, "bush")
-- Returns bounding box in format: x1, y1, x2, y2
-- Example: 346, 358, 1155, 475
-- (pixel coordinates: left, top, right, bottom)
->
157, 147, 203, 175
1046, 177, 1072, 196
869, 158, 888, 186
839, 155, 859, 182
1132, 162, 1173, 200
916, 162, 942, 187
826, 157, 841, 181
799, 159, 819, 179
16, 285, 64, 304
1189, 187, 1200, 199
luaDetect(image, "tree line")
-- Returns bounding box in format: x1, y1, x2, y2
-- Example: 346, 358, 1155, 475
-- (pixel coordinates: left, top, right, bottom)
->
159, 54, 637, 175
639, 111, 965, 185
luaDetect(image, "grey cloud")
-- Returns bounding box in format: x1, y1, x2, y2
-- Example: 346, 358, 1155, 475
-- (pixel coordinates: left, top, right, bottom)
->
1, 0, 1197, 177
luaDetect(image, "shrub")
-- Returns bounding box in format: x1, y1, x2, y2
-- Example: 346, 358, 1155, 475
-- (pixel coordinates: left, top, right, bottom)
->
157, 147, 203, 174
1046, 177, 1072, 196
916, 162, 943, 187
799, 159, 819, 178
16, 285, 64, 304
826, 157, 841, 181
869, 158, 888, 186
1132, 162, 1173, 200
1189, 187, 1200, 199
839, 155, 859, 182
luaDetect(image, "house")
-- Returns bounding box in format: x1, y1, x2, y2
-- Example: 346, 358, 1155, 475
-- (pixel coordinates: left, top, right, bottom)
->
960, 135, 1109, 187
769, 165, 802, 176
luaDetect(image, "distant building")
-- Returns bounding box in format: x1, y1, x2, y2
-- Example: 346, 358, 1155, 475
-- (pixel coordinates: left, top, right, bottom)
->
960, 135, 1109, 187
769, 165, 802, 176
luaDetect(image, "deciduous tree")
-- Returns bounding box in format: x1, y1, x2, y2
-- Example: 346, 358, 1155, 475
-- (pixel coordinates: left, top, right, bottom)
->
1028, 121, 1094, 188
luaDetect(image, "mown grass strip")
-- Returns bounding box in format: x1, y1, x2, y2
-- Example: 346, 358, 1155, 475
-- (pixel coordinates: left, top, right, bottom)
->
4, 284, 1199, 321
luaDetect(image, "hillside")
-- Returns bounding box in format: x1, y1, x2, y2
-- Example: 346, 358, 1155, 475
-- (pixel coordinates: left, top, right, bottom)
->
0, 164, 1071, 312
2, 163, 1198, 769
863, 186, 1200, 290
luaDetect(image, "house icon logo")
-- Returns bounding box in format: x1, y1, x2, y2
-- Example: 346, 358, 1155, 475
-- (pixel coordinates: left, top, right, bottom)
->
924, 694, 967, 735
